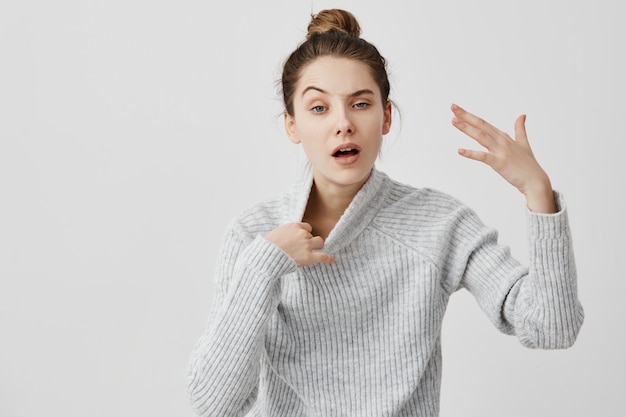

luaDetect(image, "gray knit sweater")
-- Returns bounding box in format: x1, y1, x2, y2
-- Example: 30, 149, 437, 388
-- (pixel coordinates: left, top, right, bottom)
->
187, 168, 584, 417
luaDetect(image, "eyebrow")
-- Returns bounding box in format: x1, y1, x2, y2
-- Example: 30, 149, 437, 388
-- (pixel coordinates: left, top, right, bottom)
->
301, 86, 376, 98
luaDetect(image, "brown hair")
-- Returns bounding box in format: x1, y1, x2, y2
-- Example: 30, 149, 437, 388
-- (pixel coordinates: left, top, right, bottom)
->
281, 9, 391, 116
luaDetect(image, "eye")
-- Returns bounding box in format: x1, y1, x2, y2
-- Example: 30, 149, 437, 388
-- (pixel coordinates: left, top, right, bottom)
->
311, 105, 327, 113
353, 102, 370, 109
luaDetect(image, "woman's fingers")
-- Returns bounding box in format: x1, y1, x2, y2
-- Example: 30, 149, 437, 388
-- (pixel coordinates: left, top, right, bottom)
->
450, 104, 555, 207
309, 251, 337, 265
309, 235, 325, 250
514, 114, 529, 145
457, 148, 491, 163
304, 233, 335, 265
451, 103, 494, 130
451, 103, 503, 149
265, 222, 335, 267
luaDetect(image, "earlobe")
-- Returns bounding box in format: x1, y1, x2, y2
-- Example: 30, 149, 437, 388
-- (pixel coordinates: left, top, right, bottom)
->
284, 112, 300, 144
382, 101, 392, 135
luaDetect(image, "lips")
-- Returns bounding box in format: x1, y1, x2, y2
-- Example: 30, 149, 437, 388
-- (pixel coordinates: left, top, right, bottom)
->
332, 143, 361, 156
333, 147, 358, 157
331, 143, 362, 165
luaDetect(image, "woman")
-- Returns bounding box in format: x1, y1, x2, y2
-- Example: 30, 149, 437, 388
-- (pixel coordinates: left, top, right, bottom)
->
187, 9, 583, 417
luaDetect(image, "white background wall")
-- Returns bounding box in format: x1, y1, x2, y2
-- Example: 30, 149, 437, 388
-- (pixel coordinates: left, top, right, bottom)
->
1, 0, 624, 416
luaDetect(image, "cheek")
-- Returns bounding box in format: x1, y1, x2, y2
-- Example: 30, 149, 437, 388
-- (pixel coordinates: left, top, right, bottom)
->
296, 124, 323, 154
295, 117, 331, 140
362, 114, 386, 134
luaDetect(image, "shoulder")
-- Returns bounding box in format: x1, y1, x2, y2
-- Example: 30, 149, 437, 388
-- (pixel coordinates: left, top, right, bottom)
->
226, 195, 285, 241
226, 178, 305, 240
372, 174, 487, 247
379, 175, 473, 222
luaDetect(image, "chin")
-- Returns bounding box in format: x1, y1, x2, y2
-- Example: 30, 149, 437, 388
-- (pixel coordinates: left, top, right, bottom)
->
322, 165, 374, 188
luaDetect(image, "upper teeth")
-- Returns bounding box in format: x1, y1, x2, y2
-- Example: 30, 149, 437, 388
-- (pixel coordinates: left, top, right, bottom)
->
339, 148, 354, 152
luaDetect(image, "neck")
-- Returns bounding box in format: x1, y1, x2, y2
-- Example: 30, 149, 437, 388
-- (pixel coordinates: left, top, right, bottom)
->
303, 170, 372, 239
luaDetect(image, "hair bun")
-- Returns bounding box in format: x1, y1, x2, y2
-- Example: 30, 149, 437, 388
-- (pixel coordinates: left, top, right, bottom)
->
307, 9, 361, 39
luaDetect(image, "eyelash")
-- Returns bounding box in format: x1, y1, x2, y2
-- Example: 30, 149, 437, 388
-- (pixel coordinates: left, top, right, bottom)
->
309, 102, 370, 113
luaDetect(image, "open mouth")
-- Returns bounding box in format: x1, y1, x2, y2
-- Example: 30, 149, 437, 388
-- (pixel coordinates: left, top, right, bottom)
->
333, 147, 360, 157
331, 143, 362, 165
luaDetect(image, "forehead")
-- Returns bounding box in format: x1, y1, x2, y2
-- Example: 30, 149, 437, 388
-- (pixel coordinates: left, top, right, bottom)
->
295, 56, 380, 97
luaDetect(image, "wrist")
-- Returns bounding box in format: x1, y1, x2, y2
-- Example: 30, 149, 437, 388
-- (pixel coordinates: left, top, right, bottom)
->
522, 178, 557, 213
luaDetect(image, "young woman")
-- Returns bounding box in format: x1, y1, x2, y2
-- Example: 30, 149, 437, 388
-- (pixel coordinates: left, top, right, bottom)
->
187, 9, 584, 417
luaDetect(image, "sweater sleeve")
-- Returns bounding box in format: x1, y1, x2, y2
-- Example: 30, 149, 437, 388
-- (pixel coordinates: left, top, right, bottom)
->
456, 192, 584, 349
186, 224, 298, 416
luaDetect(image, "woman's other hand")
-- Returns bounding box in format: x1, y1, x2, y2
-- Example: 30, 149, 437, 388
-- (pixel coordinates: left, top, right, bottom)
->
451, 103, 557, 213
264, 222, 336, 267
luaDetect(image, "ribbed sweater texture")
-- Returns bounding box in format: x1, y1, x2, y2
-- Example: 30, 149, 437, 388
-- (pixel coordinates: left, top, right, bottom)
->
187, 168, 584, 417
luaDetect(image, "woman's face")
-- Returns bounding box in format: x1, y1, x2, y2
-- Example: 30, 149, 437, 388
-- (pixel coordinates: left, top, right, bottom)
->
284, 56, 392, 192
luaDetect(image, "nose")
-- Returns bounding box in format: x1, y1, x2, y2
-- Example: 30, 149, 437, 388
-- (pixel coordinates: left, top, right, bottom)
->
335, 107, 354, 136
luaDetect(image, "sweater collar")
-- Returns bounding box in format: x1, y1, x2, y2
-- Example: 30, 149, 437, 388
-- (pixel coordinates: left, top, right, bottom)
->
287, 167, 390, 254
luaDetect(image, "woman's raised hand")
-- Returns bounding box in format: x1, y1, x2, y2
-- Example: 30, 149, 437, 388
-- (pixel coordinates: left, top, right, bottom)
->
264, 222, 336, 267
451, 104, 557, 213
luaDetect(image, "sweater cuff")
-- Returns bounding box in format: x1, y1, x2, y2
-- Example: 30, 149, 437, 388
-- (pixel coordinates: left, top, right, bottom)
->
238, 235, 298, 280
526, 191, 569, 240
223, 235, 297, 312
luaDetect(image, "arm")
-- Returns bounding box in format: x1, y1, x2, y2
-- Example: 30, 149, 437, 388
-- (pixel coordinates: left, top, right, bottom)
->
452, 198, 584, 348
186, 221, 334, 416
504, 196, 584, 348
450, 104, 584, 348
186, 225, 297, 416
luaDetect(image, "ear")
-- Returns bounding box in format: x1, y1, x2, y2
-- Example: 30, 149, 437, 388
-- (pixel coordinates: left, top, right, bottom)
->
284, 112, 300, 144
382, 101, 392, 135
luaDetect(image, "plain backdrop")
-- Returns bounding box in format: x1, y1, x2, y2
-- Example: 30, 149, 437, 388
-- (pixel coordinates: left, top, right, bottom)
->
1, 0, 624, 416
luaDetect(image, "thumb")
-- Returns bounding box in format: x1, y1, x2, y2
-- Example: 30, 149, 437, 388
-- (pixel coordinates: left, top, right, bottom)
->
514, 114, 528, 144
310, 251, 336, 265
